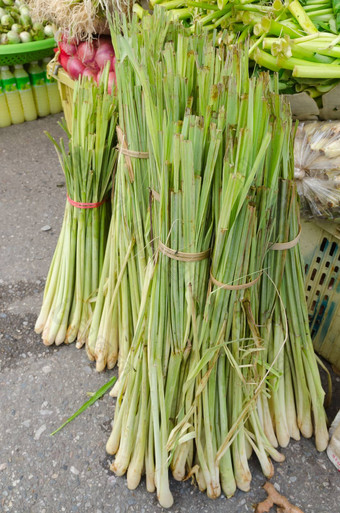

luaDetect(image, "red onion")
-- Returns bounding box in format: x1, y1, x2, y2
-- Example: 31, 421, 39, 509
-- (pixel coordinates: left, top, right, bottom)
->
59, 52, 69, 71
67, 56, 85, 80
89, 61, 100, 73
59, 41, 77, 56
95, 46, 115, 71
82, 68, 97, 81
96, 70, 117, 93
77, 41, 96, 65
95, 37, 112, 49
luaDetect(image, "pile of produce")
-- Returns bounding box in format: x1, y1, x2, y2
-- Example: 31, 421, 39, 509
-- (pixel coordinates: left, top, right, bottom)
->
56, 34, 116, 91
0, 0, 53, 44
136, 0, 340, 97
294, 120, 340, 217
27, 0, 133, 40
35, 69, 118, 346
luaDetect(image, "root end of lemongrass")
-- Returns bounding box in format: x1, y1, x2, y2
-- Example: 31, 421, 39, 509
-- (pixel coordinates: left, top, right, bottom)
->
277, 433, 290, 448
300, 427, 313, 439
107, 356, 118, 370
34, 324, 44, 335
206, 483, 221, 500
172, 469, 185, 482
96, 355, 107, 373
315, 431, 329, 452
146, 476, 156, 493
76, 339, 86, 349
42, 338, 54, 346
157, 492, 174, 509
111, 461, 127, 477
85, 344, 95, 362
127, 469, 142, 490
106, 437, 118, 455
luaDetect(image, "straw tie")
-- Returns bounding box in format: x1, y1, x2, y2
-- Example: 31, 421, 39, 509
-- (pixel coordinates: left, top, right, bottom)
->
158, 240, 210, 262
269, 224, 301, 251
116, 126, 149, 183
210, 271, 263, 291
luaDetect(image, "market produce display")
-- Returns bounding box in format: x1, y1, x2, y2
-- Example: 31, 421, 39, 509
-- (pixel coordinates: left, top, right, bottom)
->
27, 2, 334, 510
35, 70, 118, 346
136, 0, 340, 98
0, 0, 53, 44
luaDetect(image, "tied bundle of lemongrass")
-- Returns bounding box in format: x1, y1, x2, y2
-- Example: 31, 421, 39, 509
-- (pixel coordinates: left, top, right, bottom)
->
35, 70, 118, 346
102, 11, 328, 509
85, 15, 192, 371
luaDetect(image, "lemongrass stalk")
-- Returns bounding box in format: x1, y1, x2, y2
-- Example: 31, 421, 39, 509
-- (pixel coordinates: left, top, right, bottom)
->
288, 0, 319, 33
253, 48, 281, 71
293, 63, 340, 76
296, 42, 340, 58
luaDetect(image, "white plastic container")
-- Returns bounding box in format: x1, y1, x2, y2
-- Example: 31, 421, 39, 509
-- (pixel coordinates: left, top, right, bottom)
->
28, 61, 50, 117
43, 58, 62, 115
0, 66, 24, 125
0, 79, 12, 127
327, 410, 340, 471
13, 64, 37, 122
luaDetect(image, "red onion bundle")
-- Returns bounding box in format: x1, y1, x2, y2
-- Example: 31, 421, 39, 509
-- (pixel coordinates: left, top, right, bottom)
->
57, 34, 116, 93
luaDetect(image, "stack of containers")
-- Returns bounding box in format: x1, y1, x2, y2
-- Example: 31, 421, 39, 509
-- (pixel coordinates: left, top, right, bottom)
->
0, 58, 62, 127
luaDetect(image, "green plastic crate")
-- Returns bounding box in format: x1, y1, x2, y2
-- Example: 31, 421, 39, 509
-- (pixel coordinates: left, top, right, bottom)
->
0, 38, 56, 66
300, 219, 340, 371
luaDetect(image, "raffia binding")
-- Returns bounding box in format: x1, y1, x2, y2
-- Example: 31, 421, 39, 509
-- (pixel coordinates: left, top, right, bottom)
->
210, 271, 262, 291
119, 148, 149, 159
269, 224, 301, 251
158, 240, 210, 262
116, 126, 149, 183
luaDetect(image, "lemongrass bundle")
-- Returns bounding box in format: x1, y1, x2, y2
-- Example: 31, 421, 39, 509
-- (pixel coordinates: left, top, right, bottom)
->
102, 12, 329, 509
84, 59, 152, 371
35, 72, 118, 346
85, 14, 198, 372
103, 15, 280, 506
167, 71, 292, 499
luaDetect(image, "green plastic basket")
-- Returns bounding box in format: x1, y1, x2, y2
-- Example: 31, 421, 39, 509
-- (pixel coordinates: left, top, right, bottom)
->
0, 38, 56, 66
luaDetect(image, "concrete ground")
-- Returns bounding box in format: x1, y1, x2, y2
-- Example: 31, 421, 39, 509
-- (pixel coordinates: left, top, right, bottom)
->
0, 115, 339, 513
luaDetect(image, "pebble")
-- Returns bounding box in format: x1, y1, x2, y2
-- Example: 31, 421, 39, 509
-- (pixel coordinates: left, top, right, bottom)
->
274, 482, 281, 492
0, 313, 7, 319
42, 366, 51, 374
0, 463, 7, 471
290, 476, 297, 483
41, 225, 51, 232
34, 425, 46, 441
22, 420, 31, 428
70, 466, 79, 476
108, 476, 116, 486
